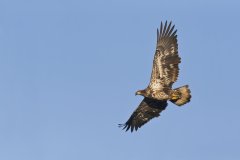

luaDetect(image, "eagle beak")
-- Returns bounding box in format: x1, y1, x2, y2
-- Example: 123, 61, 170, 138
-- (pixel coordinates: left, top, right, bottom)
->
135, 91, 140, 96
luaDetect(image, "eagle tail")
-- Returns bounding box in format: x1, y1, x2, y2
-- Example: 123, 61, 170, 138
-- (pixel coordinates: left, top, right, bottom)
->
170, 85, 191, 106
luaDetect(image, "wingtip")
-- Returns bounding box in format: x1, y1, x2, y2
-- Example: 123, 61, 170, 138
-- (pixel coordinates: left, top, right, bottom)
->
158, 20, 177, 38
119, 123, 138, 132
157, 28, 160, 42
165, 20, 167, 25
118, 123, 129, 131
118, 123, 124, 128
160, 22, 163, 37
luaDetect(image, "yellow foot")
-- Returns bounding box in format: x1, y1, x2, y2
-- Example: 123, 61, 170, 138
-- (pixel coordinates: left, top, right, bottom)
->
171, 92, 180, 100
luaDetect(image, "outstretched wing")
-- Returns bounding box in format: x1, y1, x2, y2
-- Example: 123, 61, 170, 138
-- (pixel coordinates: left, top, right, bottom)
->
149, 21, 181, 90
119, 98, 168, 132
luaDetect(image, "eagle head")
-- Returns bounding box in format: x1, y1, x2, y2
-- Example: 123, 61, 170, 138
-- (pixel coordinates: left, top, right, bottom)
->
135, 90, 146, 96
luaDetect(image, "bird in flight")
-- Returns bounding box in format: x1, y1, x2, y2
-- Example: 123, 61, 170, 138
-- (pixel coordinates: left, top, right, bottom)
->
119, 21, 191, 132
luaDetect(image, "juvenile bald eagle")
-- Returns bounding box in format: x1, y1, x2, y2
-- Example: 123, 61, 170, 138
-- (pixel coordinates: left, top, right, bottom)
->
119, 21, 191, 132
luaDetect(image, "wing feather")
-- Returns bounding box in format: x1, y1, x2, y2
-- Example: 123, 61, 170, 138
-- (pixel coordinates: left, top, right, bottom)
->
119, 98, 167, 132
162, 21, 168, 37
149, 21, 181, 89
159, 22, 163, 37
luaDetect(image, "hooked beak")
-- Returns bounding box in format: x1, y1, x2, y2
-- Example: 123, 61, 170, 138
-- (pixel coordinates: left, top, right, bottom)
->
135, 91, 140, 96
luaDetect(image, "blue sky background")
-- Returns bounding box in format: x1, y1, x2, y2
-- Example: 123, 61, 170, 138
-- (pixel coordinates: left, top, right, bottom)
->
1, 0, 240, 160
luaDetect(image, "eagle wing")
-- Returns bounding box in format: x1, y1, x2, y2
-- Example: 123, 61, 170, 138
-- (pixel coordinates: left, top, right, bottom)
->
149, 21, 181, 89
119, 98, 168, 132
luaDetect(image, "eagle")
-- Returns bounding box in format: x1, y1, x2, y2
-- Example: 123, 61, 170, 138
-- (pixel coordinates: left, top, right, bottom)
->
119, 21, 191, 132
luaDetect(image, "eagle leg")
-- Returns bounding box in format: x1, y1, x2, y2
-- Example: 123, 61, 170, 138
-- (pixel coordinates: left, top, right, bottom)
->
171, 91, 181, 100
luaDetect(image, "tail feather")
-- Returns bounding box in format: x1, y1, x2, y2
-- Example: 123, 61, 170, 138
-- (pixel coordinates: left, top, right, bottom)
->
170, 85, 191, 106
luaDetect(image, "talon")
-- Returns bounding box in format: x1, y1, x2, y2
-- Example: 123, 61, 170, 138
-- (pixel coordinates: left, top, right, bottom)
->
171, 93, 179, 100
171, 95, 179, 100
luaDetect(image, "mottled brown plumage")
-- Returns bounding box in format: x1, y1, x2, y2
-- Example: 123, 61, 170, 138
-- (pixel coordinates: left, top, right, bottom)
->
119, 21, 191, 132
119, 98, 167, 132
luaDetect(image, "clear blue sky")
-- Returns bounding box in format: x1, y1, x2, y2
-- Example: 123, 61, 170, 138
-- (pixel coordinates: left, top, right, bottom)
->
0, 0, 240, 160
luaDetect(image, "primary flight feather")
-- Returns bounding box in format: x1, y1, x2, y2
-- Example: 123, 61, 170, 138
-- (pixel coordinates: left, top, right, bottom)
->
119, 21, 191, 132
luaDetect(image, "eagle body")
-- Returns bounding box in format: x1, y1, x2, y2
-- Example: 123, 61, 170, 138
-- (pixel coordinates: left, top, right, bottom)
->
136, 87, 171, 101
119, 21, 191, 132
